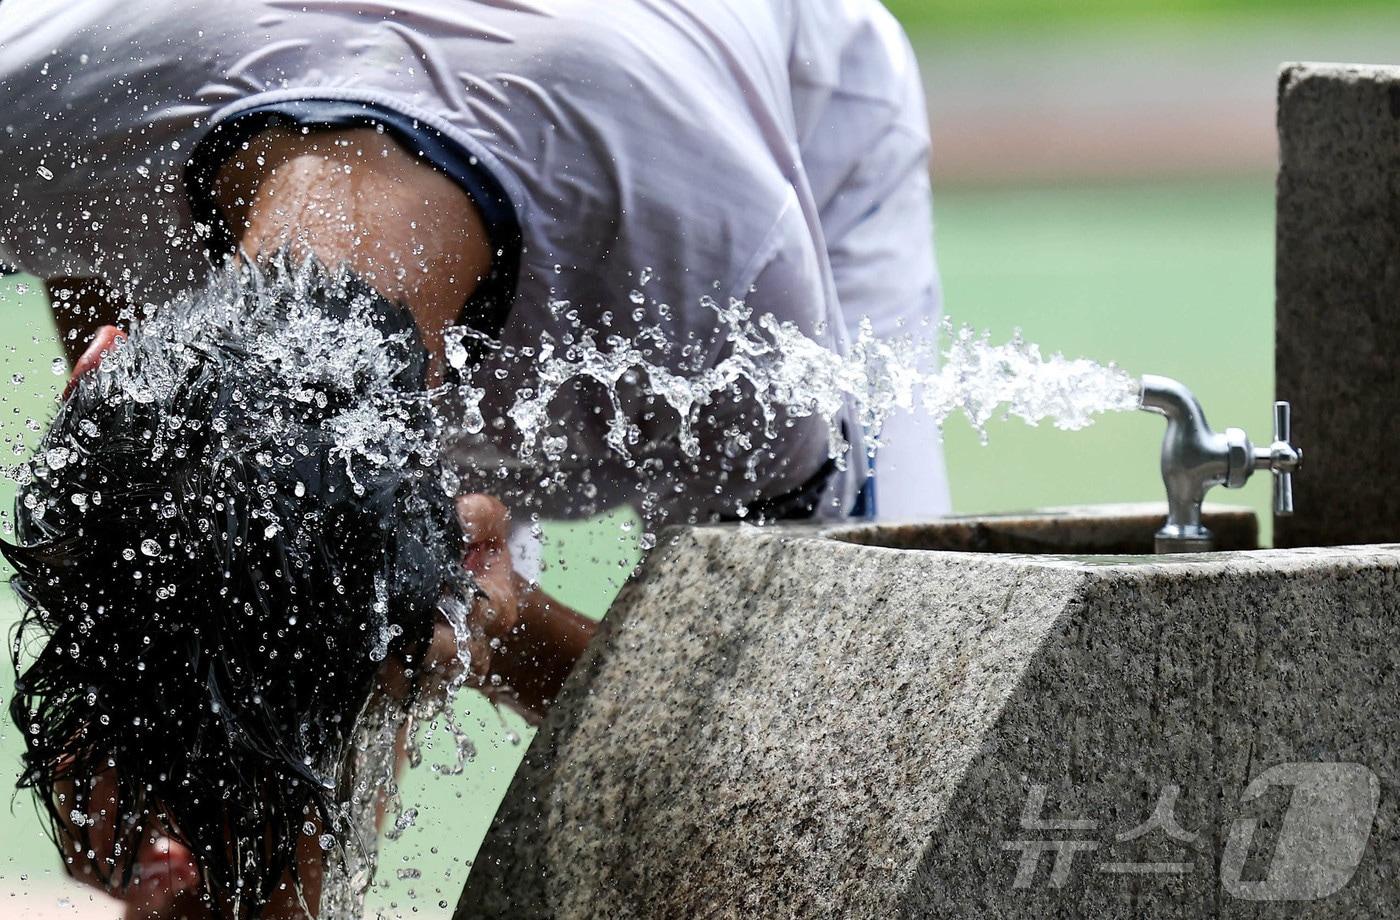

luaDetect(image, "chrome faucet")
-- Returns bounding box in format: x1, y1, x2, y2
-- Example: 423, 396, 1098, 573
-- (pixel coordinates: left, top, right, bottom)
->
1140, 375, 1302, 553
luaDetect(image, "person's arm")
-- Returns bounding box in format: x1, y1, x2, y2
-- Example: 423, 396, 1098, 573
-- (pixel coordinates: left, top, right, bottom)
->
450, 496, 598, 721
491, 582, 599, 719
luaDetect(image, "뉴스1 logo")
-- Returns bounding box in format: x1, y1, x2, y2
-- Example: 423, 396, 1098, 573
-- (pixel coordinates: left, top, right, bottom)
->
1003, 762, 1380, 902
1220, 763, 1379, 902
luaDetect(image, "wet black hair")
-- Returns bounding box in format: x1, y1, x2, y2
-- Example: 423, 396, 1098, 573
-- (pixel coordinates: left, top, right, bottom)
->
3, 257, 467, 916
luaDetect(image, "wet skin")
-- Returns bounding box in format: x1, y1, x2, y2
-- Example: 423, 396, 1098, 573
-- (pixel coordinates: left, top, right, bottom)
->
45, 130, 597, 919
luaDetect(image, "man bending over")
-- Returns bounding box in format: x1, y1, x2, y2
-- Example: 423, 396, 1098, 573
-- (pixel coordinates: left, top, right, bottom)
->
0, 0, 947, 915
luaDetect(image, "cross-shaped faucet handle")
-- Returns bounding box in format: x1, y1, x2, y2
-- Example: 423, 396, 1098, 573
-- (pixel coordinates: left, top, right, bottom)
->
1258, 401, 1302, 516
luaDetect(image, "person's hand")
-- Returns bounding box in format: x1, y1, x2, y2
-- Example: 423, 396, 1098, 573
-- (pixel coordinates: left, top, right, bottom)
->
421, 494, 523, 688
120, 836, 207, 920
457, 493, 522, 682
54, 769, 207, 920
63, 324, 126, 398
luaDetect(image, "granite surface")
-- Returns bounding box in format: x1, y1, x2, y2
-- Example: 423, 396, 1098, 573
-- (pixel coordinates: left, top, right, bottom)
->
1276, 63, 1400, 547
458, 506, 1400, 918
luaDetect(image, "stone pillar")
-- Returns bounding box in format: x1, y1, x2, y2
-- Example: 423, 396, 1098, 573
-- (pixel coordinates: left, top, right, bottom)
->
457, 509, 1400, 919
1276, 63, 1400, 547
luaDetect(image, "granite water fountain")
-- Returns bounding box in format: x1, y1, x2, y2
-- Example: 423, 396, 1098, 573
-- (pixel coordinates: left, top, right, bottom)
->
455, 63, 1400, 918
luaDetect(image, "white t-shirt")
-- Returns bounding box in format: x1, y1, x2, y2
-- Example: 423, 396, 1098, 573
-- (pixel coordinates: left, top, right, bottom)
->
0, 0, 949, 523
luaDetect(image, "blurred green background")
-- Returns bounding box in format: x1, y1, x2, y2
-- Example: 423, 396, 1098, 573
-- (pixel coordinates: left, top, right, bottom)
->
885, 0, 1399, 30
4, 0, 1392, 915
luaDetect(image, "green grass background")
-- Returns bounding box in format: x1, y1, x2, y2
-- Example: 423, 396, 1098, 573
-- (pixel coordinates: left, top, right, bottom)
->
885, 0, 1400, 30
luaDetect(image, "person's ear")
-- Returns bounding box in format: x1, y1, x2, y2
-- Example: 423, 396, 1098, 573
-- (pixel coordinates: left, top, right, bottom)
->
64, 325, 126, 398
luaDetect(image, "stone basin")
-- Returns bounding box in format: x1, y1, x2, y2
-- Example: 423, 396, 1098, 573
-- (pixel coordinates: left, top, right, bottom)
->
826, 502, 1258, 556
458, 504, 1400, 919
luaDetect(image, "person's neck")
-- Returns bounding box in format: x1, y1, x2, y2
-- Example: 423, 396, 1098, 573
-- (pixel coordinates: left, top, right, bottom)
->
211, 127, 493, 385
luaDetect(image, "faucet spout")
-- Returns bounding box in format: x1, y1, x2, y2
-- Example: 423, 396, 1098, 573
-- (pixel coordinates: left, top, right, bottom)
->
1140, 375, 1230, 551
1138, 375, 1301, 553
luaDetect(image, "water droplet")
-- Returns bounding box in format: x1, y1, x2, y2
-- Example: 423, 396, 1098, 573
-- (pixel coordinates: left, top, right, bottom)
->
446, 336, 468, 371
36, 165, 53, 181
140, 539, 161, 558
393, 808, 418, 832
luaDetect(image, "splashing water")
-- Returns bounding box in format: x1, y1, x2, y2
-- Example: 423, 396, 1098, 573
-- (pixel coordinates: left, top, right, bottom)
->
327, 295, 1139, 911
453, 297, 1139, 476
2, 261, 1141, 918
